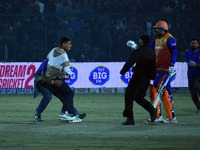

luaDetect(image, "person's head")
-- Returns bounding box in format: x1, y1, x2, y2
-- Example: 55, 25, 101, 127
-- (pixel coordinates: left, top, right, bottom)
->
153, 20, 168, 36
60, 37, 72, 51
190, 38, 199, 50
139, 35, 151, 46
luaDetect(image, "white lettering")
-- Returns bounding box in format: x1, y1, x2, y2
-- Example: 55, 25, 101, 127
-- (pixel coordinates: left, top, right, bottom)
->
93, 72, 107, 80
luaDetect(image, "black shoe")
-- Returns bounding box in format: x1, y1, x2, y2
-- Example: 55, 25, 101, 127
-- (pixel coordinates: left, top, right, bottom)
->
150, 108, 157, 122
79, 113, 86, 119
122, 117, 135, 125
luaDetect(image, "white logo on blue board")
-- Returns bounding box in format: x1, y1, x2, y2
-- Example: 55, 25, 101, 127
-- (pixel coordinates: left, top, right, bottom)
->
89, 65, 110, 86
120, 66, 134, 84
65, 66, 78, 85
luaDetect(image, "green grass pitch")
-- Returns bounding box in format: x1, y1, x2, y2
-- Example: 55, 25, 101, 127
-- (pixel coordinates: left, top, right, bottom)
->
0, 93, 200, 150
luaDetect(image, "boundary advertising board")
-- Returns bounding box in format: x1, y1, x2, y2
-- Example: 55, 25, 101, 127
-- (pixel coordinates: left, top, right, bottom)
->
0, 62, 188, 94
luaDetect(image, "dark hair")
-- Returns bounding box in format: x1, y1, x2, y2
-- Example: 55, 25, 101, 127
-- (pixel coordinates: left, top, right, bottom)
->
140, 35, 151, 45
190, 38, 199, 43
60, 37, 71, 46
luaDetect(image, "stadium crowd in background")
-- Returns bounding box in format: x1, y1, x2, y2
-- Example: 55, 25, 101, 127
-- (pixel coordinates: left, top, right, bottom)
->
0, 0, 199, 62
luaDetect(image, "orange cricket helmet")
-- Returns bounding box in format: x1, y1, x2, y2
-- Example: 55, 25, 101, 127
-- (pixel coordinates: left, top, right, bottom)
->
153, 21, 168, 30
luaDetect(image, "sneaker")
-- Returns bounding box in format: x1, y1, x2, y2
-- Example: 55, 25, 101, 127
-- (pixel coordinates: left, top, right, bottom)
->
68, 116, 82, 123
121, 117, 135, 125
148, 115, 164, 122
59, 111, 76, 121
79, 113, 86, 119
34, 114, 43, 122
163, 117, 177, 123
155, 115, 164, 122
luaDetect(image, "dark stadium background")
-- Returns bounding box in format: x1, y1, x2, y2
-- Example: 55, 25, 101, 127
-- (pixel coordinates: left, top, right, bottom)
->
0, 0, 199, 63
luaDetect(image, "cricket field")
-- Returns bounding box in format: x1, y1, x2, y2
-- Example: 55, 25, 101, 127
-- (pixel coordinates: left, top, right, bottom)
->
0, 92, 200, 150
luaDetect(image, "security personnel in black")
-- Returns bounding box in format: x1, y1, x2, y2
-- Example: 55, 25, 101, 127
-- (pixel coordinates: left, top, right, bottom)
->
120, 35, 157, 125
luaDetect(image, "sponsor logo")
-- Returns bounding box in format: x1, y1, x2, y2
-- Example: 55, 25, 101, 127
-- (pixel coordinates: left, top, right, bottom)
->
0, 64, 35, 88
89, 65, 110, 86
155, 46, 163, 49
120, 67, 134, 84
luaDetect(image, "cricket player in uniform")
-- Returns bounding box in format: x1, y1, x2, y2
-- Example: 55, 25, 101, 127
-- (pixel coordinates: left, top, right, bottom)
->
33, 59, 86, 122
149, 20, 178, 123
185, 38, 200, 113
120, 35, 157, 125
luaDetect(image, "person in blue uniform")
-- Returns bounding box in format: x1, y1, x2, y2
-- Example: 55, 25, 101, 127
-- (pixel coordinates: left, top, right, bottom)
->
185, 38, 200, 113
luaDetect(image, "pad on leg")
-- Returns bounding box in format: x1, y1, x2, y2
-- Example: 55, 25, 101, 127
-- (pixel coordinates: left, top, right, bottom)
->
149, 84, 160, 118
162, 90, 173, 120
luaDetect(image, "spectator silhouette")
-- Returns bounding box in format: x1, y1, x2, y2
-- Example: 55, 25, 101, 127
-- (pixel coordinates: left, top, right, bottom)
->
56, 0, 72, 13
57, 20, 74, 43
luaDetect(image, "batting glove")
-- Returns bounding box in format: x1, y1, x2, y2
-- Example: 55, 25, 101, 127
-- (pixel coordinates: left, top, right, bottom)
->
169, 66, 176, 77
126, 40, 137, 50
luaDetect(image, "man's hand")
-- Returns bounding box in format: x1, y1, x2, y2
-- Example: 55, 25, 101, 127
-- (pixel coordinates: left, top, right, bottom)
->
65, 73, 71, 80
126, 40, 137, 50
188, 60, 196, 67
59, 72, 71, 80
52, 80, 63, 86
187, 60, 200, 68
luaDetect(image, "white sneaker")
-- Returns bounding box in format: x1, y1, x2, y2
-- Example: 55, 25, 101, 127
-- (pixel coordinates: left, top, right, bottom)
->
163, 117, 177, 123
154, 115, 164, 122
59, 111, 76, 121
68, 115, 82, 123
148, 115, 164, 122
33, 114, 43, 122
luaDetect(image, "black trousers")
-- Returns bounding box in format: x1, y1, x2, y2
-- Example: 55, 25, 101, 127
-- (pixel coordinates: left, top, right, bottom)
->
188, 77, 200, 110
123, 74, 154, 118
42, 78, 75, 114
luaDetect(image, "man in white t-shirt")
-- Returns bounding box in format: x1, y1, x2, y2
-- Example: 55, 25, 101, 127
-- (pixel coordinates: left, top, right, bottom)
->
41, 37, 85, 123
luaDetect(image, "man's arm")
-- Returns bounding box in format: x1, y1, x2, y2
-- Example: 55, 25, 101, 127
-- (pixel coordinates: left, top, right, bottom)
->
61, 54, 73, 77
41, 72, 63, 86
185, 50, 200, 68
120, 50, 139, 75
167, 37, 177, 66
187, 60, 200, 68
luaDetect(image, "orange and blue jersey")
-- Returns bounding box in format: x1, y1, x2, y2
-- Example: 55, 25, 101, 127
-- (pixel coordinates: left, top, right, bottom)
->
150, 32, 177, 120
150, 32, 177, 72
185, 48, 200, 79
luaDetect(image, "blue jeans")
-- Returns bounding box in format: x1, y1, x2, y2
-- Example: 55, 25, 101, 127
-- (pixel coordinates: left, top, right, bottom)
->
36, 82, 52, 114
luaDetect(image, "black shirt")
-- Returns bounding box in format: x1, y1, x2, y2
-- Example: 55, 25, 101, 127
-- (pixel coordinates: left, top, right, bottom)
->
120, 44, 156, 80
